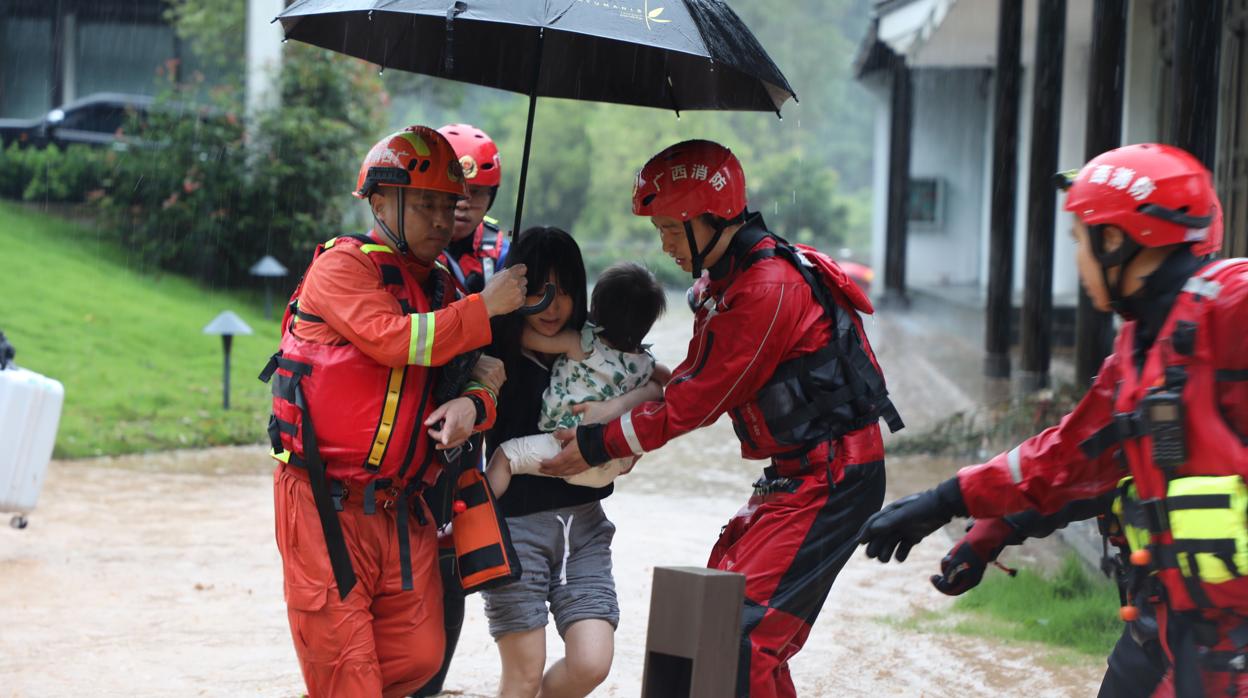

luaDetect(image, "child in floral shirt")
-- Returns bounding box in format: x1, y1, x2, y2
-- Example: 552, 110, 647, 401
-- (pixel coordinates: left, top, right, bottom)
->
487, 262, 666, 495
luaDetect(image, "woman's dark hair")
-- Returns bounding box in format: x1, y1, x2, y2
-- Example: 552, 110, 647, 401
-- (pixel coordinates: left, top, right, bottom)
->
490, 226, 588, 367
590, 262, 666, 353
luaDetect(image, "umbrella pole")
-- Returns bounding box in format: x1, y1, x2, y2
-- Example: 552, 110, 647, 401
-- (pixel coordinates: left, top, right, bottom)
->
512, 28, 544, 236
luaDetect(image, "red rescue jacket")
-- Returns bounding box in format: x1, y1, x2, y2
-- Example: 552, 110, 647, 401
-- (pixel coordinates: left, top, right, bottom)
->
598, 215, 895, 481
438, 217, 509, 295
958, 258, 1248, 616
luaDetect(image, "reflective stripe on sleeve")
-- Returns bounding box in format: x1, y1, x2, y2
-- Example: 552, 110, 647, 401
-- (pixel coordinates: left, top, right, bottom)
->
621, 411, 645, 455
1007, 446, 1024, 484
408, 312, 436, 366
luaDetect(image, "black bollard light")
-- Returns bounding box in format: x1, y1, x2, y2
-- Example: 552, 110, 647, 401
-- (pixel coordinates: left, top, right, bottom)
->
249, 255, 289, 321
203, 311, 254, 410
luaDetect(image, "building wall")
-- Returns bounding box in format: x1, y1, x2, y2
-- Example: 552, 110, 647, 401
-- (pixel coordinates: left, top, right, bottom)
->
867, 74, 893, 290
0, 0, 280, 121
904, 67, 991, 288
0, 0, 176, 119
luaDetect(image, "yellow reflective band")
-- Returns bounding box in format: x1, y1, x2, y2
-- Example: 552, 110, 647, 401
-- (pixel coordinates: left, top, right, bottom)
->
1166, 476, 1248, 584
324, 237, 339, 249
360, 244, 393, 254
271, 448, 291, 463
366, 367, 405, 469
409, 312, 436, 365
484, 215, 499, 225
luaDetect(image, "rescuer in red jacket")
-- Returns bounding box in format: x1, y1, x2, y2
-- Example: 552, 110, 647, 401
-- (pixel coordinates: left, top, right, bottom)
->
262, 125, 527, 698
861, 143, 1248, 697
542, 139, 903, 698
437, 123, 510, 295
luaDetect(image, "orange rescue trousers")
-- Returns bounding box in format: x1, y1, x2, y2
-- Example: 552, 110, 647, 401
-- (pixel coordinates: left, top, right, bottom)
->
274, 465, 444, 698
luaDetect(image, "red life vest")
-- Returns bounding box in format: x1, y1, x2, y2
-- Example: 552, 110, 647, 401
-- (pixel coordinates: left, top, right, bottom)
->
726, 232, 903, 466
1109, 258, 1248, 613
268, 234, 448, 488
260, 234, 454, 599
439, 217, 508, 295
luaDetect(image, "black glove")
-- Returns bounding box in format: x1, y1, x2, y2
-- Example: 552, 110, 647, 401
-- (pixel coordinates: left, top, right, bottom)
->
860, 477, 967, 563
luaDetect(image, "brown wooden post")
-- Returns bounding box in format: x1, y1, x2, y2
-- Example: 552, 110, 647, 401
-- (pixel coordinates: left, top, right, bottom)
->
641, 566, 746, 698
1018, 0, 1067, 393
882, 51, 912, 307
984, 0, 1024, 379
1074, 0, 1128, 387
1170, 0, 1223, 170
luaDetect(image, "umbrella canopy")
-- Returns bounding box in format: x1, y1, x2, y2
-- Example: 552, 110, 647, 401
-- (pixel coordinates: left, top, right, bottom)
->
277, 0, 795, 113
276, 0, 796, 233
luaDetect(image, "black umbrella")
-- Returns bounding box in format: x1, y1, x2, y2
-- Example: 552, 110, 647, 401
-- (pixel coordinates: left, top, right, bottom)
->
276, 0, 797, 234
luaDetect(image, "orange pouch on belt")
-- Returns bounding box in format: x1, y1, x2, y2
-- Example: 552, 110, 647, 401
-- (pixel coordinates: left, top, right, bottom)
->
452, 468, 522, 593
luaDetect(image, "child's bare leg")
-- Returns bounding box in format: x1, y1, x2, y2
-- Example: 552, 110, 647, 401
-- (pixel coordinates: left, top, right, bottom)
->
497, 627, 546, 698
486, 449, 513, 498
538, 619, 614, 698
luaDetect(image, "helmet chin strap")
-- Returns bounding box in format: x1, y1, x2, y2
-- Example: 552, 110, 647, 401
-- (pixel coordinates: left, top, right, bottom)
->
1089, 224, 1143, 316
683, 210, 746, 279
373, 188, 411, 255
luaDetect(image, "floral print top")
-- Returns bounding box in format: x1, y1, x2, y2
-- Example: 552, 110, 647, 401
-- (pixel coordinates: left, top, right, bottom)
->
538, 323, 656, 432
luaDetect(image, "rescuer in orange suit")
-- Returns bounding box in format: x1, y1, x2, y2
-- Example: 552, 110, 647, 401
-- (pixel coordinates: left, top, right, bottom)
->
261, 125, 528, 698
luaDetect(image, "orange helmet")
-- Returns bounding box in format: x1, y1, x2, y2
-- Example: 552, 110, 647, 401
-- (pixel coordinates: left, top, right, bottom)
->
437, 123, 502, 188
353, 126, 468, 199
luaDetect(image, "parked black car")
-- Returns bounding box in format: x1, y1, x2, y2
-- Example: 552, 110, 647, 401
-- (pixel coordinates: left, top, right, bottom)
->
0, 93, 157, 149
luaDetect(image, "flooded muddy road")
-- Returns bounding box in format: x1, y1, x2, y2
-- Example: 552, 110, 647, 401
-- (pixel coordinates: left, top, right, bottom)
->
0, 301, 1104, 696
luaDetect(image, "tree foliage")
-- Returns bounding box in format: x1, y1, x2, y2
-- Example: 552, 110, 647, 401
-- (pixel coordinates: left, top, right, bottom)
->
90, 1, 386, 287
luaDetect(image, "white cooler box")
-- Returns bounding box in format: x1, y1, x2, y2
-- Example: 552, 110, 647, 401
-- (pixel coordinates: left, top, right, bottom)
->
0, 365, 64, 528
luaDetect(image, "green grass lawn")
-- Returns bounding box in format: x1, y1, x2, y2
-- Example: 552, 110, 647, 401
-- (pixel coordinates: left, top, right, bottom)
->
884, 556, 1121, 666
953, 555, 1122, 657
0, 201, 284, 457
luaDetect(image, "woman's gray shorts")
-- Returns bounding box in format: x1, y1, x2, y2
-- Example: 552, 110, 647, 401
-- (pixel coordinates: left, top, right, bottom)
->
481, 500, 619, 639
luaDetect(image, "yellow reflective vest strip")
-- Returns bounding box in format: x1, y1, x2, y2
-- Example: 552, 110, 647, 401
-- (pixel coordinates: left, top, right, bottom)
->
366, 367, 406, 468
1115, 475, 1248, 585
408, 312, 437, 366
360, 244, 393, 254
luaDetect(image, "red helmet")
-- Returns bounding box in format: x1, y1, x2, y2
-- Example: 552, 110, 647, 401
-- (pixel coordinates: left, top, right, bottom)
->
1061, 143, 1222, 256
438, 123, 502, 188
353, 126, 468, 199
632, 140, 747, 222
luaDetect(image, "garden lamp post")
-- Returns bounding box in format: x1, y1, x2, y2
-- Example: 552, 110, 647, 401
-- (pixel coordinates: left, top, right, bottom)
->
249, 255, 289, 320
203, 311, 253, 410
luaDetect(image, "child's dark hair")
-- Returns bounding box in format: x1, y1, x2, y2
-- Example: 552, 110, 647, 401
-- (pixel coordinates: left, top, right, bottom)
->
590, 263, 665, 353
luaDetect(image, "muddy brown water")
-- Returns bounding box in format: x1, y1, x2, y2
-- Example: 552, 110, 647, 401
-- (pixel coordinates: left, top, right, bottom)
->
0, 299, 1103, 696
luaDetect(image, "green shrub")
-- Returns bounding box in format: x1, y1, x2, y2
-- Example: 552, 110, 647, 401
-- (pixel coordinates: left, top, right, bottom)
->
91, 42, 384, 288
0, 143, 111, 203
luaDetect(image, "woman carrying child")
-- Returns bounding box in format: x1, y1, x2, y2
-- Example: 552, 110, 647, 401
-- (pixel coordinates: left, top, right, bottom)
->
483, 227, 667, 698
